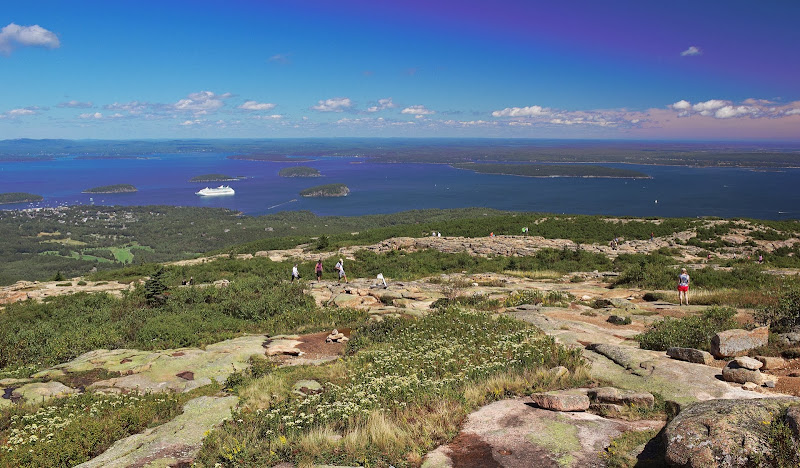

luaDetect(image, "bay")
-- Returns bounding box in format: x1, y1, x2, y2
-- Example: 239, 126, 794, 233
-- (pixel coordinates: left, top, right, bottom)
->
1, 152, 798, 220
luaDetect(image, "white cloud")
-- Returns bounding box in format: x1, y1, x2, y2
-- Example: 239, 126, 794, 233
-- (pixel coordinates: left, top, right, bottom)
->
58, 100, 93, 108
680, 46, 702, 57
367, 98, 396, 112
692, 99, 728, 114
79, 112, 103, 119
311, 97, 352, 112
401, 105, 435, 116
253, 114, 283, 120
104, 101, 150, 113
180, 119, 203, 126
6, 108, 37, 116
491, 106, 549, 117
174, 91, 231, 115
0, 23, 60, 55
714, 105, 757, 119
671, 100, 692, 111
238, 100, 276, 111
786, 108, 800, 115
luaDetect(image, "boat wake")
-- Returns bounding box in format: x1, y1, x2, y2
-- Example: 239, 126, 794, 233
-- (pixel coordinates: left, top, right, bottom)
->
268, 199, 298, 210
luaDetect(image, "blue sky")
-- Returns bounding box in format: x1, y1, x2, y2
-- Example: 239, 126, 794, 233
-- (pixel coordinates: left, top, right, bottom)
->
2, 0, 799, 140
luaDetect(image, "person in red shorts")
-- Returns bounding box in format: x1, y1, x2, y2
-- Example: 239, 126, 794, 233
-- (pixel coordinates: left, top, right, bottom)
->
677, 268, 690, 306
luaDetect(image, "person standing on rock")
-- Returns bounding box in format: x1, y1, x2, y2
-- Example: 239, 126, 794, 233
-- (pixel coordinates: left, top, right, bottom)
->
315, 259, 324, 281
291, 264, 300, 282
678, 268, 690, 306
335, 258, 347, 284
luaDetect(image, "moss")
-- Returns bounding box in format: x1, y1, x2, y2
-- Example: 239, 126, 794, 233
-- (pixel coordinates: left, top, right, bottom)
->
526, 418, 582, 466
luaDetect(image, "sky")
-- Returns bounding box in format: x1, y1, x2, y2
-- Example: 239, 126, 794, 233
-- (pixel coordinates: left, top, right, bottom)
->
1, 0, 799, 141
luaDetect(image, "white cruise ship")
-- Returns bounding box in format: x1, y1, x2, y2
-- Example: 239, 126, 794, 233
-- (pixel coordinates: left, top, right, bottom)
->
195, 185, 235, 196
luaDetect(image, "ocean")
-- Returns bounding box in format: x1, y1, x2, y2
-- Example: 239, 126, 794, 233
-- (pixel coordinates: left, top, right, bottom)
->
2, 152, 799, 220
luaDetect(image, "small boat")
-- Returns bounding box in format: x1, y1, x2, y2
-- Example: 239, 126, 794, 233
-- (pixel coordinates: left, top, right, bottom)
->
196, 185, 235, 196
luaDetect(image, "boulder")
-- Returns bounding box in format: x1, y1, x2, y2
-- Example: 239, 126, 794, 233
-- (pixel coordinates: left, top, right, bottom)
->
786, 405, 800, 440
664, 398, 800, 468
587, 387, 655, 408
776, 332, 800, 346
610, 298, 638, 310
529, 391, 590, 412
710, 327, 768, 358
755, 356, 787, 370
12, 381, 78, 403
732, 356, 763, 371
606, 315, 629, 325
721, 362, 764, 385
667, 347, 714, 365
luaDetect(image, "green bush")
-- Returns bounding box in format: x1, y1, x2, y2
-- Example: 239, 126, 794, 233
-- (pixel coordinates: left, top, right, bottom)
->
755, 286, 800, 333
636, 306, 739, 351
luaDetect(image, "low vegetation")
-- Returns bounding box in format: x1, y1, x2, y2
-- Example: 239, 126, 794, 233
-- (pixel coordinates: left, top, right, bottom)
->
636, 306, 740, 351
195, 308, 586, 467
0, 391, 187, 467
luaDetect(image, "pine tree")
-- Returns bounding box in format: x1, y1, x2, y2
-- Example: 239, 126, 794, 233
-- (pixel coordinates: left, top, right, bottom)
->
144, 266, 168, 306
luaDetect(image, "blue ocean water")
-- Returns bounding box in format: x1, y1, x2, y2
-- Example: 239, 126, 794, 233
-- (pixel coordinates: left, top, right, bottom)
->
1, 153, 798, 220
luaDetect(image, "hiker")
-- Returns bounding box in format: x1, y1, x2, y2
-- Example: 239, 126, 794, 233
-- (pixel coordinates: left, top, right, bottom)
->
335, 258, 347, 283
315, 259, 324, 281
291, 264, 300, 282
678, 268, 690, 306
758, 254, 764, 264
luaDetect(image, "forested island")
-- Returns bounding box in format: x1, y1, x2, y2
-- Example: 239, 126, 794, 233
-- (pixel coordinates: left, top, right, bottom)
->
452, 163, 650, 178
299, 183, 349, 197
189, 174, 245, 182
83, 184, 138, 194
0, 192, 43, 204
279, 166, 321, 178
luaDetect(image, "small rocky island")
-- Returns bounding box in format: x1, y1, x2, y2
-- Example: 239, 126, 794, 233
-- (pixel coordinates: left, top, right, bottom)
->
188, 174, 245, 182
279, 166, 321, 178
82, 184, 138, 194
299, 183, 349, 198
0, 192, 43, 204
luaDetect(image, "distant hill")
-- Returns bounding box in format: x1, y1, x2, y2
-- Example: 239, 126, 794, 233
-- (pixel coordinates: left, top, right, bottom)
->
299, 183, 349, 197
279, 166, 321, 178
0, 192, 43, 204
452, 163, 649, 178
83, 184, 138, 194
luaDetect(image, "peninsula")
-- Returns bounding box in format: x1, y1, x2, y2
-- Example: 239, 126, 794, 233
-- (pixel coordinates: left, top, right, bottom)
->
451, 163, 650, 178
0, 192, 43, 204
189, 174, 245, 182
279, 166, 321, 178
299, 183, 349, 197
82, 184, 138, 194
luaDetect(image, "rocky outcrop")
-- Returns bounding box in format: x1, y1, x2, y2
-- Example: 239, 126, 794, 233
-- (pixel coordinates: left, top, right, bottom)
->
664, 398, 800, 468
423, 398, 664, 468
711, 327, 769, 358
76, 396, 238, 468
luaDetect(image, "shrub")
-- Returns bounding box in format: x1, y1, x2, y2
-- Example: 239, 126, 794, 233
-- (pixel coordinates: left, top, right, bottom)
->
754, 286, 800, 333
636, 306, 739, 351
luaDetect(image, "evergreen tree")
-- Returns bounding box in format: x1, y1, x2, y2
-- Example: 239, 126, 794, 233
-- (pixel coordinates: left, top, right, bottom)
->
144, 266, 168, 306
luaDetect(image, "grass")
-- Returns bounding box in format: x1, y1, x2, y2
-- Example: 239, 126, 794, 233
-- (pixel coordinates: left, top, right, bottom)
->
195, 307, 587, 467
603, 429, 662, 468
